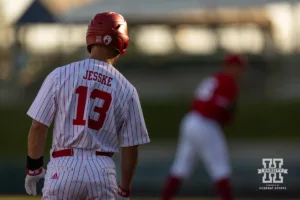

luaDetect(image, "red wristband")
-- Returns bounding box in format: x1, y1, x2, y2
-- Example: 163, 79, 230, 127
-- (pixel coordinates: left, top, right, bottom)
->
118, 185, 131, 197
26, 167, 43, 176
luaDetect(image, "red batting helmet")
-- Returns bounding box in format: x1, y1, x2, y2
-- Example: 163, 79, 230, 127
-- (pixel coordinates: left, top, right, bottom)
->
224, 53, 247, 68
86, 12, 130, 55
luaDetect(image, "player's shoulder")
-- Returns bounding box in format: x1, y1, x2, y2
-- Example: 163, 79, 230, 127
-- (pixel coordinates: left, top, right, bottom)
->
46, 60, 83, 80
94, 60, 132, 87
59, 60, 85, 71
112, 70, 138, 102
213, 72, 237, 95
46, 66, 61, 80
112, 67, 135, 90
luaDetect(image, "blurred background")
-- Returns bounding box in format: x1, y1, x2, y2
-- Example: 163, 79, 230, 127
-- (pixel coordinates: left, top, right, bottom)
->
0, 0, 300, 199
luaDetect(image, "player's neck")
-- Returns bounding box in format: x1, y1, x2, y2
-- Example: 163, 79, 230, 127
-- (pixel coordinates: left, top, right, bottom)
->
90, 46, 117, 66
90, 55, 114, 66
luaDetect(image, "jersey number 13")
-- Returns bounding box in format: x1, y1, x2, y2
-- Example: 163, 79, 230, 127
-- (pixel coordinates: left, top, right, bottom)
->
73, 86, 112, 131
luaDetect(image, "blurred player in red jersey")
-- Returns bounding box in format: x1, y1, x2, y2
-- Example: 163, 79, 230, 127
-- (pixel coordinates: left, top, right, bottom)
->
161, 54, 247, 200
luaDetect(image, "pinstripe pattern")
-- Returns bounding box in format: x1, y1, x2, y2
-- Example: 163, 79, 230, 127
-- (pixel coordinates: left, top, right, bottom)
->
28, 58, 150, 199
27, 69, 58, 127
43, 149, 117, 200
27, 58, 150, 151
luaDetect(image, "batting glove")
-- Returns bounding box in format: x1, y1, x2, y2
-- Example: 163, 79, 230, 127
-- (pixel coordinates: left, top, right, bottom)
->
25, 156, 45, 196
25, 167, 46, 196
117, 185, 130, 200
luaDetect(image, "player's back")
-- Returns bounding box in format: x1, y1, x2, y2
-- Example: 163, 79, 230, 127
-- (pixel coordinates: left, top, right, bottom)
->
51, 58, 136, 152
191, 72, 238, 125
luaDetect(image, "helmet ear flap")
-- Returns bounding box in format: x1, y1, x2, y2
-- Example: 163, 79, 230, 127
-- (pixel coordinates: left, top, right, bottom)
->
120, 41, 129, 55
112, 36, 126, 55
119, 33, 130, 55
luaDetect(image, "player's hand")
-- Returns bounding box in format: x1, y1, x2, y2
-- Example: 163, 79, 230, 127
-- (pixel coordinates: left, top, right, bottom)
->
25, 167, 46, 196
117, 185, 130, 200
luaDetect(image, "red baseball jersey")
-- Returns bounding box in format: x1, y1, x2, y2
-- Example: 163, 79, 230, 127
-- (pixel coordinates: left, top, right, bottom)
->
191, 72, 238, 125
27, 58, 150, 152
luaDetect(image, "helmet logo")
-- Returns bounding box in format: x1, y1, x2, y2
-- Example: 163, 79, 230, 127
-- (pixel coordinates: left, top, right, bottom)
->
103, 35, 112, 45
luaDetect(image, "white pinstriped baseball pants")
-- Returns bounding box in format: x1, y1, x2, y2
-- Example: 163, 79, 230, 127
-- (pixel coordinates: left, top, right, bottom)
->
42, 149, 117, 200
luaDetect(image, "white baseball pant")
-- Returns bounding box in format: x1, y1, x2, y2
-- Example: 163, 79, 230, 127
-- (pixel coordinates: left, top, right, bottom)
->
170, 112, 231, 181
42, 148, 117, 200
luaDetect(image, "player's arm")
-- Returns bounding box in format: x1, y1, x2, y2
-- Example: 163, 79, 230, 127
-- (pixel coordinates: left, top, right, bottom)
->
28, 120, 48, 159
27, 70, 57, 160
118, 88, 150, 198
119, 145, 138, 194
25, 69, 58, 196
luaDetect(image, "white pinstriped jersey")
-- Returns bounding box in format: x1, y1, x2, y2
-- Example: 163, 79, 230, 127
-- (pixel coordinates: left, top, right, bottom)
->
27, 58, 150, 152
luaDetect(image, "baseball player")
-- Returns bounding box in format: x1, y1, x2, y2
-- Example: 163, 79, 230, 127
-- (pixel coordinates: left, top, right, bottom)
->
161, 54, 247, 200
24, 12, 150, 200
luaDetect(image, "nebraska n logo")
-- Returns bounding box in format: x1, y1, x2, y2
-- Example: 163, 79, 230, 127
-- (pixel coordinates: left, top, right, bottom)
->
258, 158, 288, 190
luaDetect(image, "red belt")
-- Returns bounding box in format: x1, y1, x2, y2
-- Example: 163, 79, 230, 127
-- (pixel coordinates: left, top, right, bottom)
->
52, 149, 114, 158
